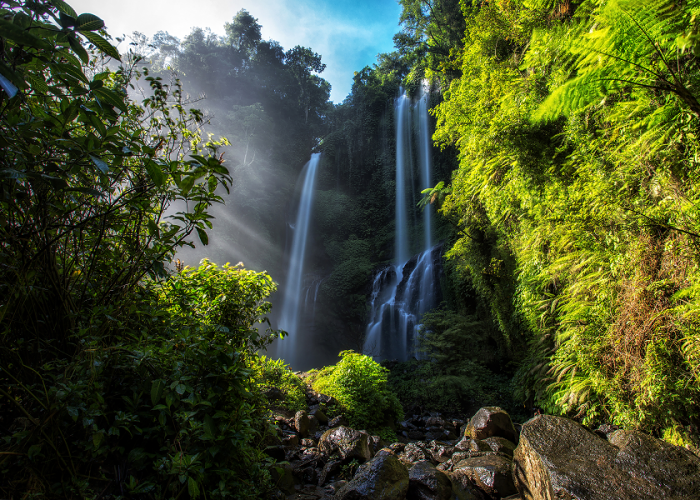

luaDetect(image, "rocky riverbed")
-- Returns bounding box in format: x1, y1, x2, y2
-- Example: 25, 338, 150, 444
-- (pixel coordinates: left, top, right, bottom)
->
264, 385, 700, 499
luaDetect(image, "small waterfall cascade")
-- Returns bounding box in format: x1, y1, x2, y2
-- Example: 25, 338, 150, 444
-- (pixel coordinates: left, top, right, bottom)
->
277, 153, 321, 367
363, 87, 440, 361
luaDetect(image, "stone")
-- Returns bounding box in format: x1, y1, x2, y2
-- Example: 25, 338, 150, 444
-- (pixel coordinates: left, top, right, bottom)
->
311, 407, 329, 425
282, 432, 299, 448
513, 414, 700, 500
300, 438, 316, 448
334, 454, 409, 500
425, 440, 455, 464
308, 414, 320, 435
482, 436, 516, 457
319, 426, 373, 462
329, 415, 349, 428
464, 407, 518, 444
295, 410, 311, 438
407, 460, 453, 500
452, 455, 517, 499
319, 459, 343, 486
399, 442, 429, 466
455, 437, 491, 453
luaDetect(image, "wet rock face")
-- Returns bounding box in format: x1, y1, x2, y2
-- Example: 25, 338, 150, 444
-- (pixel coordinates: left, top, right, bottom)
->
513, 414, 700, 500
407, 461, 453, 500
334, 454, 409, 500
452, 455, 518, 499
465, 407, 518, 444
319, 426, 373, 463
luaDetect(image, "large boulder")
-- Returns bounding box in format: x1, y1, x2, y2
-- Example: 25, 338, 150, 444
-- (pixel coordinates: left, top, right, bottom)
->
407, 460, 453, 500
452, 455, 517, 499
465, 407, 518, 444
513, 414, 700, 500
319, 426, 373, 463
334, 454, 409, 500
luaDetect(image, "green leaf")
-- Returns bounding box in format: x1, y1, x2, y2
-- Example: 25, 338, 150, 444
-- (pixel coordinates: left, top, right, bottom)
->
25, 73, 49, 94
51, 62, 89, 83
188, 477, 200, 498
203, 414, 216, 438
93, 431, 103, 448
50, 0, 78, 18
12, 12, 31, 29
91, 87, 127, 112
76, 13, 104, 32
0, 19, 52, 50
81, 30, 120, 61
66, 407, 79, 421
175, 383, 186, 395
151, 379, 164, 406
58, 12, 75, 29
197, 227, 208, 246
145, 159, 165, 186
28, 444, 42, 459
68, 34, 89, 64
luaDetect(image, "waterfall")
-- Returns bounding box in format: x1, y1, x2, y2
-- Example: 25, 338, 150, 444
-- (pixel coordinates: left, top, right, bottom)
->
277, 153, 320, 367
417, 82, 432, 250
395, 91, 411, 265
363, 87, 440, 361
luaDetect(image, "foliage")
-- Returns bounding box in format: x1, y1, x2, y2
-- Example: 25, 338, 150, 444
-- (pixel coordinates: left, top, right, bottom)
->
251, 356, 307, 413
429, 0, 700, 448
0, 1, 282, 497
308, 351, 404, 431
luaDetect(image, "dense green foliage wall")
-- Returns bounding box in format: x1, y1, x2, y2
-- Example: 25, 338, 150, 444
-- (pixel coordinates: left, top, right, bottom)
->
420, 0, 700, 447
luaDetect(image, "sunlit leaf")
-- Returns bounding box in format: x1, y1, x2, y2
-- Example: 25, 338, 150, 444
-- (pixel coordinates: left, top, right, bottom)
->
81, 30, 120, 60
76, 13, 104, 32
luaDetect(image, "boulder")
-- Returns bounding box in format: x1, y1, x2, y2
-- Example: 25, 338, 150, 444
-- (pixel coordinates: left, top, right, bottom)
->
407, 460, 453, 500
329, 415, 349, 428
295, 410, 311, 437
455, 437, 492, 453
513, 414, 700, 500
465, 407, 518, 443
483, 436, 516, 457
452, 455, 517, 499
311, 407, 329, 425
334, 454, 409, 500
319, 426, 373, 462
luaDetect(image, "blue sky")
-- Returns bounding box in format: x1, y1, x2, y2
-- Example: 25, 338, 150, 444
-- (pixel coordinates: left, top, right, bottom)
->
69, 0, 403, 102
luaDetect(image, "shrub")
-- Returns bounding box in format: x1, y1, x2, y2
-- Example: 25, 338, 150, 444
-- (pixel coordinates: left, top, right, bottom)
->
251, 356, 307, 412
309, 351, 403, 431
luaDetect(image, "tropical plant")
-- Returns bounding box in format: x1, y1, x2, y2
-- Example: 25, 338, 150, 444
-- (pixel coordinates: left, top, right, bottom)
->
308, 351, 404, 432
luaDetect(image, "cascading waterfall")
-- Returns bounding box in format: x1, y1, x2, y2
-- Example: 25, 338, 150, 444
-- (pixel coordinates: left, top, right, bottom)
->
418, 82, 432, 250
277, 153, 320, 367
363, 87, 440, 361
395, 91, 411, 265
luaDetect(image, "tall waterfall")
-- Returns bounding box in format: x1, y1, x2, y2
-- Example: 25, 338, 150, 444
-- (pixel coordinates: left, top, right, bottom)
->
363, 88, 440, 361
395, 92, 411, 265
278, 153, 320, 367
418, 83, 432, 251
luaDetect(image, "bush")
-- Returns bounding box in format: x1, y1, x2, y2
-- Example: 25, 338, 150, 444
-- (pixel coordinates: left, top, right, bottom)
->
1, 261, 281, 499
251, 356, 307, 412
308, 351, 403, 432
